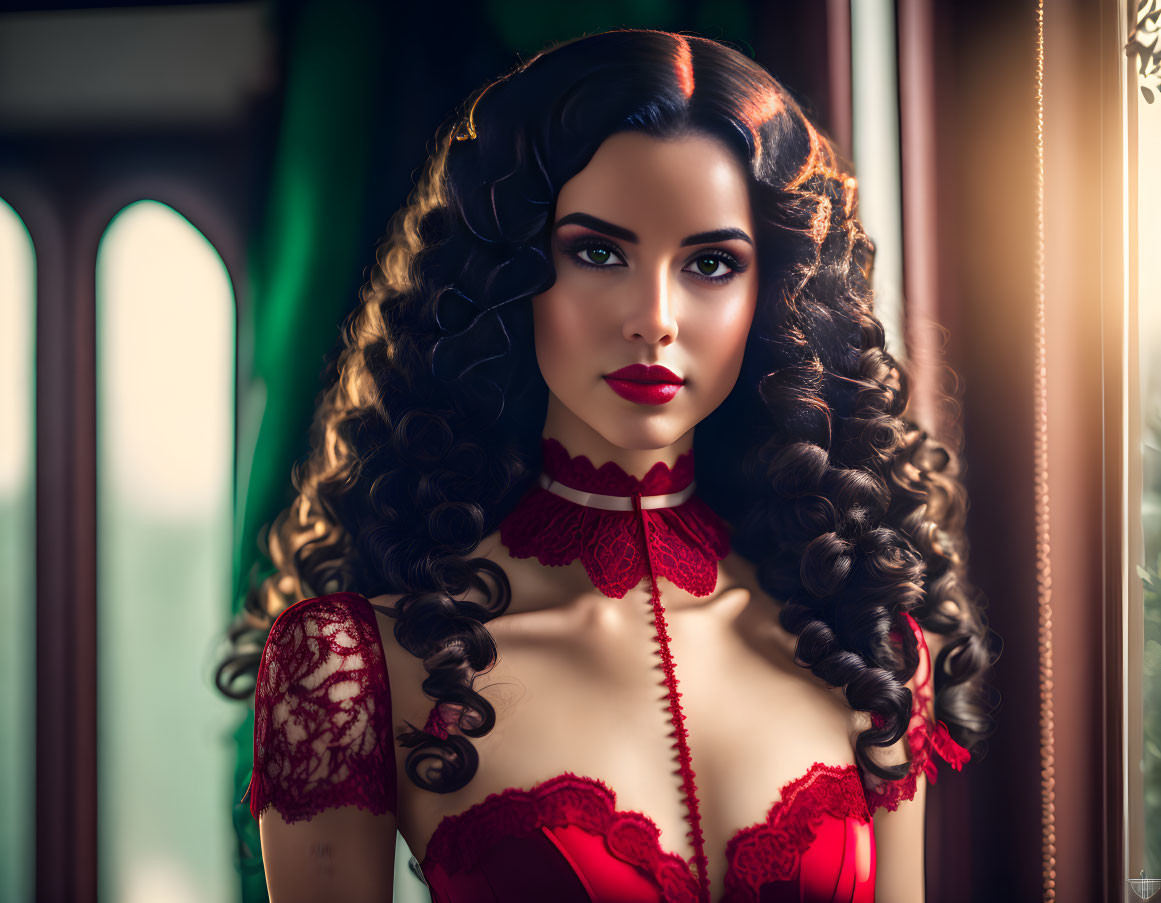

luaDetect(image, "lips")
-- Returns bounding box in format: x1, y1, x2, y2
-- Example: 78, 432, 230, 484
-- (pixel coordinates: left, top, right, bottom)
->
603, 363, 684, 406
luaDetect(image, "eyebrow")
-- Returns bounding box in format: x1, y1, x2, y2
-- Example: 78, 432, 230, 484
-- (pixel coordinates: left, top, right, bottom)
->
553, 212, 753, 247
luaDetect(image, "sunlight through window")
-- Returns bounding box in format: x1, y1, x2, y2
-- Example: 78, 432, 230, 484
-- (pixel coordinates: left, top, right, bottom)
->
95, 200, 239, 903
851, 0, 905, 362
0, 197, 36, 903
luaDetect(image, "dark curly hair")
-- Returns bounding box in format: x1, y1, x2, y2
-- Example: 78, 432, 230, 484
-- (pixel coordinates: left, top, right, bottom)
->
216, 27, 999, 799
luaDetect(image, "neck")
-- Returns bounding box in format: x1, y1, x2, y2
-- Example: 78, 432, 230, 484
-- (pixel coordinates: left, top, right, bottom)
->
541, 395, 694, 481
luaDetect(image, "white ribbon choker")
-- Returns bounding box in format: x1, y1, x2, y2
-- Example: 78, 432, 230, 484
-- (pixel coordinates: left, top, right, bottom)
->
537, 472, 697, 511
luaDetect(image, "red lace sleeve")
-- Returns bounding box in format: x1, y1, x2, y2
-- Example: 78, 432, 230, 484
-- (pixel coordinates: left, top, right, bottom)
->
243, 591, 397, 824
863, 611, 971, 814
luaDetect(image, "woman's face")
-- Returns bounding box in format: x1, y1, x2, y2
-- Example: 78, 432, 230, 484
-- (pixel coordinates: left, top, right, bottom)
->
533, 130, 759, 457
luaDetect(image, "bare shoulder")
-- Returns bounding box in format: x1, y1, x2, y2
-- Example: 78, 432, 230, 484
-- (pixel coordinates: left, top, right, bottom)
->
715, 550, 809, 670
713, 551, 861, 730
714, 555, 957, 763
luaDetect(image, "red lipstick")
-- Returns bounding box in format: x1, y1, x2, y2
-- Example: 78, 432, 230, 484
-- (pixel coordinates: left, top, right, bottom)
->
603, 364, 685, 406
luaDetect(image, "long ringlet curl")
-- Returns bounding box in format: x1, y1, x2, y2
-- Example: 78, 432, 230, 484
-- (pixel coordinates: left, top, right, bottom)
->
216, 27, 998, 795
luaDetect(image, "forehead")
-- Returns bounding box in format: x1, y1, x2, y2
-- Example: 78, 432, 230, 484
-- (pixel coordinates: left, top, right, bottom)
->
554, 131, 753, 235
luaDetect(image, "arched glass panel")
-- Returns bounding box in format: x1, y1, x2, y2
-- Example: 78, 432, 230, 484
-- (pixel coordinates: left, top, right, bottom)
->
95, 200, 237, 903
0, 199, 37, 903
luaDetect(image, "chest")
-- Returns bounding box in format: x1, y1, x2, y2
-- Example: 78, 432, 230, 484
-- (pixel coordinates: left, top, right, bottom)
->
384, 571, 863, 899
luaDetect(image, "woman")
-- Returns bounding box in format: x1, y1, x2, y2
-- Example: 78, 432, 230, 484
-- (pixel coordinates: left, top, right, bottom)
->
230, 27, 997, 902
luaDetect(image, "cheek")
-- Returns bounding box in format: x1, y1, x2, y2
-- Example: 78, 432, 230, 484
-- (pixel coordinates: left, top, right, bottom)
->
694, 293, 756, 383
533, 289, 594, 377
533, 295, 562, 344
532, 293, 567, 361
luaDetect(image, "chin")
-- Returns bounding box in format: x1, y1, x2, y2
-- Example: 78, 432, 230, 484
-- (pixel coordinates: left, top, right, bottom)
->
581, 413, 693, 452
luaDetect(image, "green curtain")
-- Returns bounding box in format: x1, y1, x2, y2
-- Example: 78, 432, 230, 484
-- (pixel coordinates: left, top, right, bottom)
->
229, 1, 382, 899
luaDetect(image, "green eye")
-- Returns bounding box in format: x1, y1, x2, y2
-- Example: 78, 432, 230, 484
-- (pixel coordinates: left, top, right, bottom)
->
565, 241, 625, 271
684, 253, 741, 282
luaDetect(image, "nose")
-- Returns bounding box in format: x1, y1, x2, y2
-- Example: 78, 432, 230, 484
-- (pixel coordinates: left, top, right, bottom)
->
622, 267, 678, 345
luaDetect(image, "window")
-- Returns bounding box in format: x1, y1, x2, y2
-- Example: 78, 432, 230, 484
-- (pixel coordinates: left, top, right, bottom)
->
0, 197, 36, 903
95, 200, 238, 903
851, 0, 905, 362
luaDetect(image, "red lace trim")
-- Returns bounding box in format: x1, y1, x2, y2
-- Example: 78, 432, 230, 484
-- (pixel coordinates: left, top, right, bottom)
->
540, 435, 696, 495
500, 438, 731, 598
633, 490, 711, 902
421, 772, 701, 900
723, 762, 870, 895
420, 763, 870, 902
244, 592, 396, 824
499, 438, 728, 901
423, 703, 451, 740
862, 611, 971, 813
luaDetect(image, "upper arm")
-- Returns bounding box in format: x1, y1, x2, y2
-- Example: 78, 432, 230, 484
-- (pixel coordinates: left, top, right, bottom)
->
872, 768, 927, 902
866, 617, 951, 903
247, 593, 399, 903
259, 804, 396, 903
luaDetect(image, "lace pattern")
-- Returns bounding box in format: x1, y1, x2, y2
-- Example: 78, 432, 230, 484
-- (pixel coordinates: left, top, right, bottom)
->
862, 611, 971, 813
633, 488, 712, 901
421, 763, 870, 903
723, 762, 870, 895
499, 438, 731, 900
422, 772, 701, 899
540, 435, 696, 496
500, 438, 731, 598
240, 426, 971, 899
245, 592, 397, 824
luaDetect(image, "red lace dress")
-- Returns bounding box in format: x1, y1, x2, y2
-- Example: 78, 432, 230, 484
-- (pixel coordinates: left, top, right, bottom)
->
245, 440, 970, 902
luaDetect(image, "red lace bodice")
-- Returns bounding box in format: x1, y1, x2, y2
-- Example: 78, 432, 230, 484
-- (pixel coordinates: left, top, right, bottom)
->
246, 437, 970, 901
245, 592, 966, 903
419, 762, 873, 903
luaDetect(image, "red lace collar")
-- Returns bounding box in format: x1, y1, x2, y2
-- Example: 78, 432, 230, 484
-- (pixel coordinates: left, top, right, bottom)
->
499, 437, 732, 599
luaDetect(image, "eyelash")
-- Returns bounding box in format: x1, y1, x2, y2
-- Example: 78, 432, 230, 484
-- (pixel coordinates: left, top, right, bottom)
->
562, 238, 748, 285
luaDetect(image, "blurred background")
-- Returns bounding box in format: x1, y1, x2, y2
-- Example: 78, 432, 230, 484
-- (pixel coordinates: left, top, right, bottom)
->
0, 0, 1156, 900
